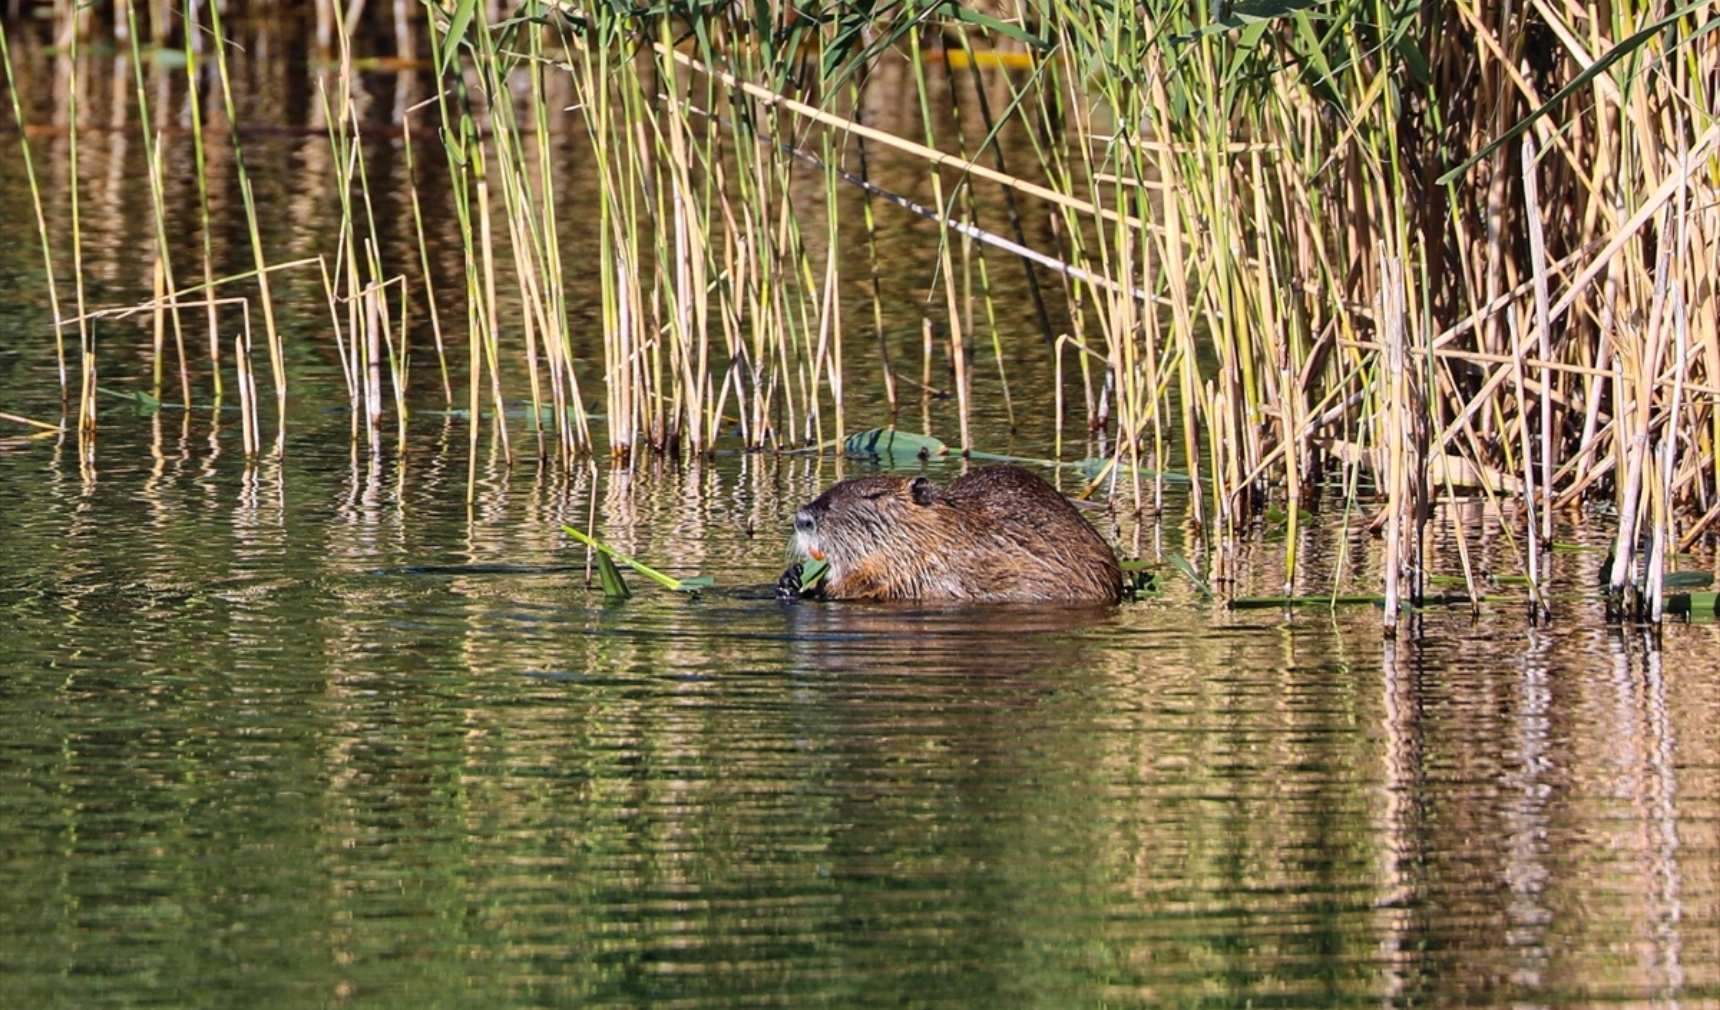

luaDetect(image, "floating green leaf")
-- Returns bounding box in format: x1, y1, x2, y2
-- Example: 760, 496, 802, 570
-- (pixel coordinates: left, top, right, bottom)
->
98, 387, 162, 416
843, 428, 948, 462
1229, 594, 1384, 609
1662, 570, 1714, 589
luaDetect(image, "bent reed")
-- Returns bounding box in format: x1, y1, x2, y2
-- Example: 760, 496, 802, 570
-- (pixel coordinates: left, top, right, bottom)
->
1, 0, 1716, 622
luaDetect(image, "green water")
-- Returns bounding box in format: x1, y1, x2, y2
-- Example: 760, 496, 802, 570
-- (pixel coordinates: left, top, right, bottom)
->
2, 415, 1716, 1008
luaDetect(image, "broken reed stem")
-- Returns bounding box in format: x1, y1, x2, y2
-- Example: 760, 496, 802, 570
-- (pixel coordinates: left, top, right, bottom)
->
1519, 136, 1552, 621
1380, 246, 1408, 635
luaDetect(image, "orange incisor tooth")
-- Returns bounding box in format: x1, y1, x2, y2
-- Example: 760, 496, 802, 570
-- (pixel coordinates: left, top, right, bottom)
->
810, 549, 825, 561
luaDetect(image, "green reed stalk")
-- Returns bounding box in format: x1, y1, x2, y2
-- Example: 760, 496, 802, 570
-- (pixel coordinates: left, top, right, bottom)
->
651, 17, 708, 453
569, 18, 635, 458
906, 25, 969, 454
527, 27, 592, 457
492, 20, 597, 458
202, 2, 286, 451
66, 29, 94, 437
472, 143, 513, 466
425, 10, 507, 492
820, 129, 846, 448
121, 1, 190, 412
314, 76, 369, 444
335, 19, 411, 451
399, 100, 453, 405
177, 22, 220, 408
0, 21, 67, 408
938, 37, 1012, 432
849, 92, 897, 415
470, 48, 549, 457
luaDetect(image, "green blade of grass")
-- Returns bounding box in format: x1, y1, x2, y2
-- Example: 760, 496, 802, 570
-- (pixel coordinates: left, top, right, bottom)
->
561, 524, 708, 593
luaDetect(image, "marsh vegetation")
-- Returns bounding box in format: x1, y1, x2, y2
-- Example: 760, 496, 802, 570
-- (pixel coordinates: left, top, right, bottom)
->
2, 0, 1718, 621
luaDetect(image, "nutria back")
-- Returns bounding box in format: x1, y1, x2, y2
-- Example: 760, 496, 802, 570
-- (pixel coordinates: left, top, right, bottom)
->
784, 465, 1122, 604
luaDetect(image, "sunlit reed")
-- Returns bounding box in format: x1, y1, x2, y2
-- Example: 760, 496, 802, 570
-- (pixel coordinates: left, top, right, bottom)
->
4, 0, 1718, 619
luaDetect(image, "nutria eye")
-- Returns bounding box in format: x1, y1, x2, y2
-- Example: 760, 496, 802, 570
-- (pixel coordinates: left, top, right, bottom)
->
861, 489, 887, 500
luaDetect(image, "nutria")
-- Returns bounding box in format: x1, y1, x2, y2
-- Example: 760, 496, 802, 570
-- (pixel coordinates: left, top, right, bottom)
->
779, 465, 1123, 604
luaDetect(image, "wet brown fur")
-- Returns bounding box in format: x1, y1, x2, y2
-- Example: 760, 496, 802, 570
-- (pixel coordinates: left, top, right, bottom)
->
787, 466, 1122, 604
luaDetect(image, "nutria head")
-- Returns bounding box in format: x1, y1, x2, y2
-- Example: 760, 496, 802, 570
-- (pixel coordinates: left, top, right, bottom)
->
789, 474, 938, 588
783, 467, 1122, 604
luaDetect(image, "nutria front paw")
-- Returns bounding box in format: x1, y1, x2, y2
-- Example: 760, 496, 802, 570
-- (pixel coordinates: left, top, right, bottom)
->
777, 563, 807, 601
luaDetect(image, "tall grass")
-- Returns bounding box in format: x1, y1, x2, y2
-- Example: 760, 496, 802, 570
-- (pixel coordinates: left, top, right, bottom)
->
2, 0, 1716, 619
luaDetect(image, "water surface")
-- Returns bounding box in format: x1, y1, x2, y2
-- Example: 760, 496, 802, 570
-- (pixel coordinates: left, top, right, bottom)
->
2, 414, 1716, 1008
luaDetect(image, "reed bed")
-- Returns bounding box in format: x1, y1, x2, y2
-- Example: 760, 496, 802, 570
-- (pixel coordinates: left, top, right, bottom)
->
1, 0, 1717, 621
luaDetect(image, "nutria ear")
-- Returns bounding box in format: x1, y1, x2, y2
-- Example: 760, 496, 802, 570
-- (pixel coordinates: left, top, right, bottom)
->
909, 476, 935, 506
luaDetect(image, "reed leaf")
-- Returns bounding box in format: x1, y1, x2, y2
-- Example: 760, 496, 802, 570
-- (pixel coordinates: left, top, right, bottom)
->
562, 525, 711, 593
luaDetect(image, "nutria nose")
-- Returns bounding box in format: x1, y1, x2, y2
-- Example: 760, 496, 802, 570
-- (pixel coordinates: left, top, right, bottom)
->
794, 509, 815, 534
